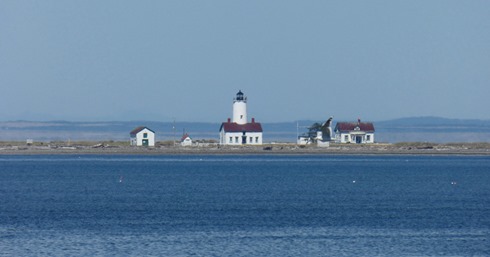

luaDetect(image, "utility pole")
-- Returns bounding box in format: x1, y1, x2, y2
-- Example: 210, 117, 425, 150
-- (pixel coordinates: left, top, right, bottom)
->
172, 119, 176, 146
296, 121, 299, 144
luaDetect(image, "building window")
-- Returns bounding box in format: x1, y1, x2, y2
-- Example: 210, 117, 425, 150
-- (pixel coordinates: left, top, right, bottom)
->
249, 137, 252, 143
229, 137, 232, 143
143, 133, 148, 138
344, 135, 349, 142
366, 135, 371, 141
235, 137, 239, 143
255, 137, 259, 143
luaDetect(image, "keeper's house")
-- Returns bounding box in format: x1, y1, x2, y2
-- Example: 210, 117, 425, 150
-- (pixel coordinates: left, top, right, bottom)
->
334, 119, 375, 144
130, 126, 155, 146
220, 118, 263, 145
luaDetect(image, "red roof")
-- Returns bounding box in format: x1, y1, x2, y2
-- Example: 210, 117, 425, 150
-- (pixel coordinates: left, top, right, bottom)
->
220, 122, 263, 132
335, 122, 375, 132
181, 133, 191, 141
130, 126, 155, 136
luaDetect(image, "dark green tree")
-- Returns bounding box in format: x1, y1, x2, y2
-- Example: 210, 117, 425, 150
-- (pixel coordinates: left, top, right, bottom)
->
307, 122, 322, 141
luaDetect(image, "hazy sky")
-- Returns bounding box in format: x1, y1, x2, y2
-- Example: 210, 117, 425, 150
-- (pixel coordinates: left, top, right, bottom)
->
1, 1, 489, 122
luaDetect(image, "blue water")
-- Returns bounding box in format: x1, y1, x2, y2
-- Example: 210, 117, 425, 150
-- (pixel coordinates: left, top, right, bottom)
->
0, 155, 489, 256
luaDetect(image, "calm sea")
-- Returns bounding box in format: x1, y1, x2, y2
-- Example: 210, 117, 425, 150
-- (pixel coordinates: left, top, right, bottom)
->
0, 154, 489, 256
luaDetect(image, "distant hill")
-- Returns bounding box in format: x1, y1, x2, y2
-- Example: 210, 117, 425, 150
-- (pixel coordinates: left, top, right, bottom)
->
1, 117, 489, 143
375, 117, 490, 142
376, 116, 490, 131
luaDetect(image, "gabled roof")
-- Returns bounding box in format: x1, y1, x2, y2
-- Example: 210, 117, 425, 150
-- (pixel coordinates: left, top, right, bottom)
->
220, 122, 263, 133
335, 122, 375, 132
181, 133, 191, 141
130, 126, 155, 136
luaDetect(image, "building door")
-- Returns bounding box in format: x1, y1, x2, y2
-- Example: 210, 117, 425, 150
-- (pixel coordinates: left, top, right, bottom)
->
355, 136, 362, 144
142, 139, 149, 146
242, 132, 247, 144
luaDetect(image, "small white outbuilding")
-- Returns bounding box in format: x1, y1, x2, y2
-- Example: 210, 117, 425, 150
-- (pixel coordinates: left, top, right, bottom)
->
180, 133, 193, 146
130, 126, 155, 146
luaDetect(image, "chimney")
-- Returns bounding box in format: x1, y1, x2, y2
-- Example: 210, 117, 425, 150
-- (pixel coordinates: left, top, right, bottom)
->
227, 118, 231, 123
252, 118, 255, 123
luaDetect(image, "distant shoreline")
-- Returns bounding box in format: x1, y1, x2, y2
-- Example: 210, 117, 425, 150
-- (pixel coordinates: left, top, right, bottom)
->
1, 142, 489, 156
2, 117, 490, 144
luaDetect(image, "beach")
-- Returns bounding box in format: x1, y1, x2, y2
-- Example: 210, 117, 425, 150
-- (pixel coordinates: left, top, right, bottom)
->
1, 142, 489, 155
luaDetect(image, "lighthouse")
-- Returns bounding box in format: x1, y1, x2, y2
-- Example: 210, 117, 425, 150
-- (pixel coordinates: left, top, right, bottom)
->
219, 90, 263, 145
233, 90, 247, 124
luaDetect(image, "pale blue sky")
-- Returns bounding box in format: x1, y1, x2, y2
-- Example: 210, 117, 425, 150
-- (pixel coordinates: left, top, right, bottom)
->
1, 1, 489, 122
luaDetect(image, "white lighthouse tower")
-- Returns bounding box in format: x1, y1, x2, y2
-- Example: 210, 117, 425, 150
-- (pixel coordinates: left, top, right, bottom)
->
232, 90, 247, 124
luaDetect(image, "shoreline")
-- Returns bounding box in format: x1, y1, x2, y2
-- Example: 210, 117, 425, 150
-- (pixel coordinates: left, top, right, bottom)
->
1, 142, 490, 156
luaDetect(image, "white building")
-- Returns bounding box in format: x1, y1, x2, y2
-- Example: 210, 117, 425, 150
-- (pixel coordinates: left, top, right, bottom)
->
297, 136, 311, 145
334, 119, 375, 144
297, 131, 322, 145
219, 90, 263, 145
180, 133, 192, 146
130, 126, 155, 146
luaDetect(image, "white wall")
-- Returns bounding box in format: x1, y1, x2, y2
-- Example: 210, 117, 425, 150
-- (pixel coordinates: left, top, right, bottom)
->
181, 137, 192, 146
130, 137, 137, 146
365, 133, 375, 143
297, 137, 310, 145
220, 131, 262, 145
336, 132, 375, 144
317, 140, 330, 147
232, 101, 247, 124
219, 129, 227, 145
245, 132, 262, 145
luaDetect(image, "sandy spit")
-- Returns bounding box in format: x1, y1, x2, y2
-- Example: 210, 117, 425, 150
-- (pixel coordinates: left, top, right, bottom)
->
1, 143, 489, 156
